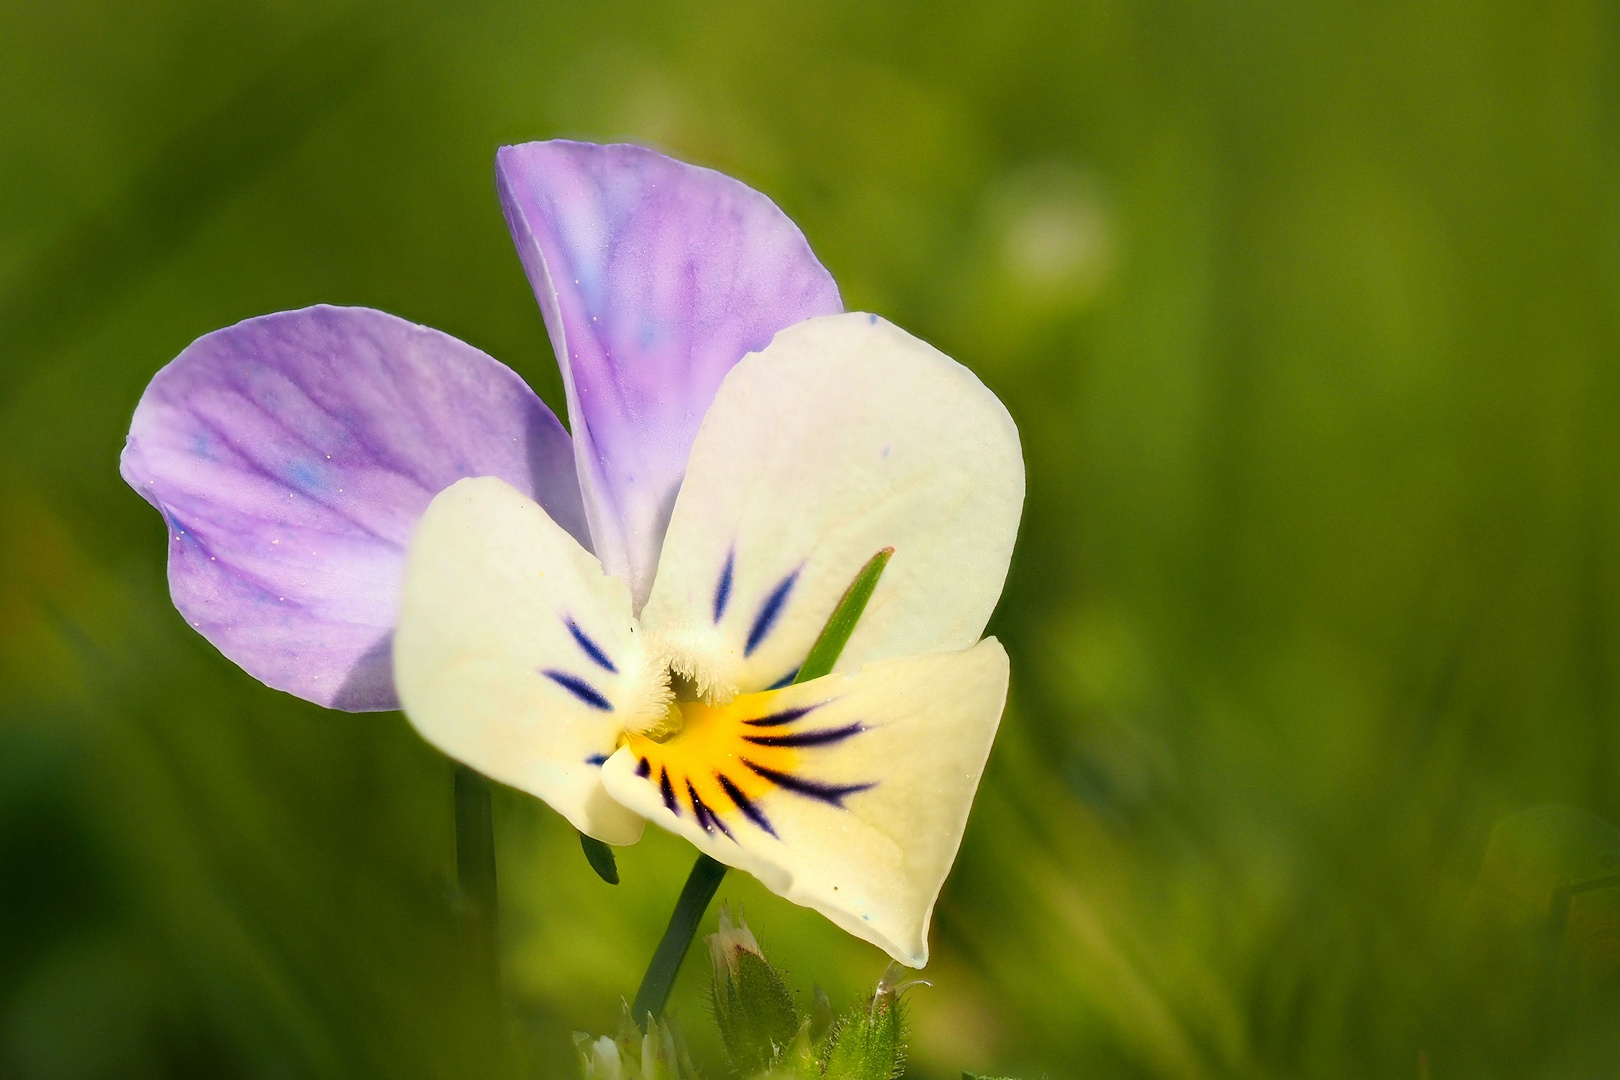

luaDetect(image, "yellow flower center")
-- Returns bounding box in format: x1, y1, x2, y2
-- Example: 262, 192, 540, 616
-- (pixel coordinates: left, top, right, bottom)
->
620, 686, 873, 837
623, 690, 802, 834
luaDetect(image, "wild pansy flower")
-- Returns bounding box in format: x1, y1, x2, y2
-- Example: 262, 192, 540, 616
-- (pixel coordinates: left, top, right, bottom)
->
121, 140, 1023, 967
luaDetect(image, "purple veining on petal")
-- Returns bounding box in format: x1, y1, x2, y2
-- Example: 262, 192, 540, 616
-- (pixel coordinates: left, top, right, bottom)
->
687, 779, 735, 840
712, 548, 735, 624
745, 568, 799, 657
659, 767, 680, 816
765, 668, 800, 690
120, 305, 587, 712
566, 616, 618, 673
741, 722, 864, 748
687, 780, 714, 831
710, 809, 736, 841
543, 670, 615, 711
716, 772, 778, 838
742, 704, 820, 727
496, 140, 843, 609
740, 758, 877, 808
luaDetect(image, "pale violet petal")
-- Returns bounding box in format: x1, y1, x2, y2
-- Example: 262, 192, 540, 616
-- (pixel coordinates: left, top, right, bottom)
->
120, 305, 586, 711
601, 639, 1010, 966
496, 140, 843, 609
638, 312, 1024, 697
393, 476, 664, 845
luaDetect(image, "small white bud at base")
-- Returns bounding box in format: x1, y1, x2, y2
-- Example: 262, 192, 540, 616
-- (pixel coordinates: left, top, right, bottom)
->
585, 1035, 622, 1080
705, 902, 764, 979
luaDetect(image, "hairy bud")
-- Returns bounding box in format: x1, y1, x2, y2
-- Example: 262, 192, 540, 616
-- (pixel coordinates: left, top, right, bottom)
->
707, 903, 800, 1075
820, 963, 922, 1080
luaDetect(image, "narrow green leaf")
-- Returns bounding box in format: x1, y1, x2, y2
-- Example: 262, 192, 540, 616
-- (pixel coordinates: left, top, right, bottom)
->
579, 831, 620, 885
794, 547, 894, 685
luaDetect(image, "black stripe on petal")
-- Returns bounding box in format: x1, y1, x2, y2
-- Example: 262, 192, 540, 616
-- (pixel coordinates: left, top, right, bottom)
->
742, 722, 864, 748
766, 667, 800, 689
660, 768, 679, 816
566, 618, 618, 673
636, 757, 651, 778
740, 758, 876, 808
717, 773, 778, 837
687, 781, 735, 840
542, 670, 613, 711
745, 569, 799, 656
683, 780, 709, 835
686, 781, 710, 829
713, 548, 735, 623
743, 704, 820, 728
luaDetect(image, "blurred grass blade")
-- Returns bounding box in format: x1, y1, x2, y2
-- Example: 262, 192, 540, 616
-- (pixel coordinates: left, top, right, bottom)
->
454, 765, 497, 916
453, 763, 498, 996
0, 10, 385, 404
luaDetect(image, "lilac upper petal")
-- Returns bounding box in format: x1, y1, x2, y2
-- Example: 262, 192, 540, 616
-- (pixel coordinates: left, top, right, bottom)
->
120, 305, 587, 712
496, 141, 842, 610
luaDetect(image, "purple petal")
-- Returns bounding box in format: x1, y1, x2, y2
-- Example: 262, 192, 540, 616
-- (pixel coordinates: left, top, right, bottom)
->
120, 305, 586, 711
496, 141, 842, 609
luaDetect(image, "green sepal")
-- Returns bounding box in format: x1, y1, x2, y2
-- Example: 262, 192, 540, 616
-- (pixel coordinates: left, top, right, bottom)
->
714, 951, 799, 1074
809, 985, 835, 1044
709, 905, 799, 1075
784, 1016, 819, 1079
574, 1003, 701, 1080
579, 830, 620, 884
794, 548, 893, 685
820, 993, 907, 1080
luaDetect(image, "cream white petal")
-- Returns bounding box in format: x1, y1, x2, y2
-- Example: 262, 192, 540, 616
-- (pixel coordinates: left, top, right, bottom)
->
393, 476, 660, 845
600, 638, 1009, 966
638, 312, 1023, 698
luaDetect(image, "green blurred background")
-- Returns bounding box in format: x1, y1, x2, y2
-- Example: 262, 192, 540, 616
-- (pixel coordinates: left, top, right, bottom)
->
5, 0, 1620, 1076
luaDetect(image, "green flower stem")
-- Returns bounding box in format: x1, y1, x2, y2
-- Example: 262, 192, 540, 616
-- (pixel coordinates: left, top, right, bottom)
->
631, 852, 729, 1027
454, 764, 499, 980
630, 547, 895, 1030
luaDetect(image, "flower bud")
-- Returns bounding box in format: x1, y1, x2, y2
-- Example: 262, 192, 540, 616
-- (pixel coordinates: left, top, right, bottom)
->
574, 1034, 624, 1080
577, 1009, 699, 1080
820, 963, 923, 1080
707, 903, 800, 1075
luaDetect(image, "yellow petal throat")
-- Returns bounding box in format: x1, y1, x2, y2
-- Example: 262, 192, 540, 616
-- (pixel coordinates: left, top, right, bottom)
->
621, 688, 874, 840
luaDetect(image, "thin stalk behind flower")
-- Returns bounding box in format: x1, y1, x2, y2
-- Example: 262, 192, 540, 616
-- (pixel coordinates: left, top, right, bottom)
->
630, 548, 895, 1030
455, 765, 498, 950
